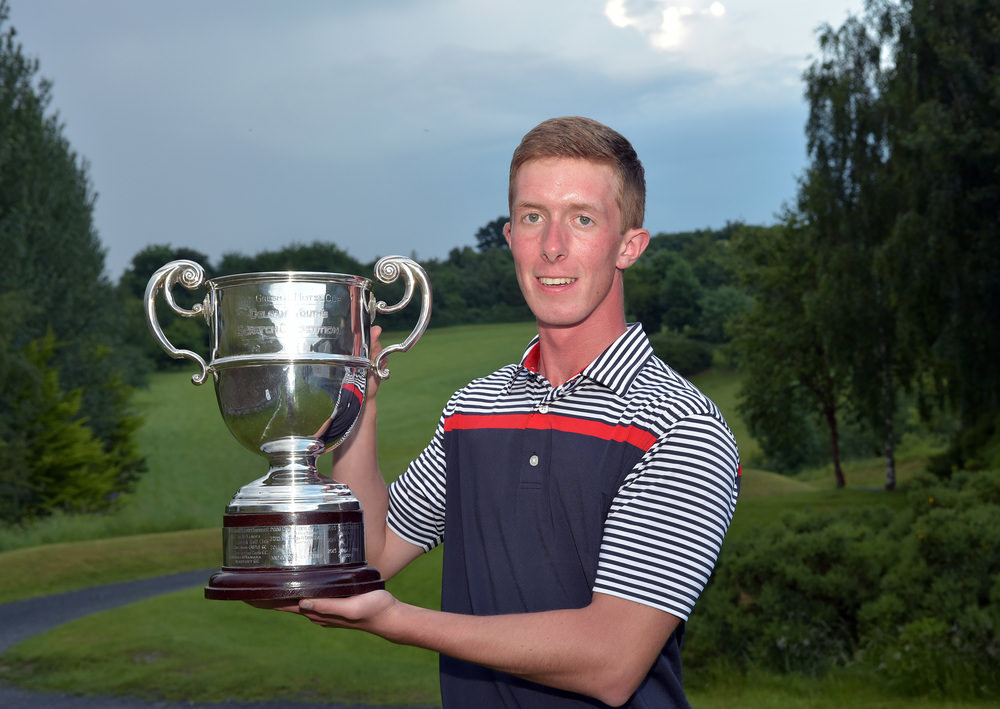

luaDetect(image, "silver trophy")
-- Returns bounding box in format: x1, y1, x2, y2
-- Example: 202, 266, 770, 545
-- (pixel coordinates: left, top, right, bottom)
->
144, 256, 431, 600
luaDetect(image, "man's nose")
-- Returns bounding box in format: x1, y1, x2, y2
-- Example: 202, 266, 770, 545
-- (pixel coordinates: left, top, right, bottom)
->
541, 223, 567, 262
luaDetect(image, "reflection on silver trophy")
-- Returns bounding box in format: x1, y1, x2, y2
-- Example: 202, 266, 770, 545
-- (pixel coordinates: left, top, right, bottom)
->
144, 256, 431, 600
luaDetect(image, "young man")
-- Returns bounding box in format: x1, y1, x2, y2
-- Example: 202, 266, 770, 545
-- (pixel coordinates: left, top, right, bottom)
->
264, 117, 740, 708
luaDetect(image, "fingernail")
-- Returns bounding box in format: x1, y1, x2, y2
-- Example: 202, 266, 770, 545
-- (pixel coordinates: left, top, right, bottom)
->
300, 599, 314, 610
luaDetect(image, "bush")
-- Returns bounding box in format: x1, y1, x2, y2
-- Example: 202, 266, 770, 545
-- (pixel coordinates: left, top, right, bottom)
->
857, 470, 1000, 697
686, 469, 1000, 698
685, 506, 893, 675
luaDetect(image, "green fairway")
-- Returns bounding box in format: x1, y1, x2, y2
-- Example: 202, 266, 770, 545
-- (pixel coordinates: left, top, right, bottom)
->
0, 321, 954, 707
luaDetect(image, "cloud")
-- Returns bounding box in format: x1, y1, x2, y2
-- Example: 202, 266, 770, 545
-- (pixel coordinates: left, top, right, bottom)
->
604, 0, 727, 49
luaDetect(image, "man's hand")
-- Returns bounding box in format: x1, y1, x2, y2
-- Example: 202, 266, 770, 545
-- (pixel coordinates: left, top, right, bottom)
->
248, 590, 399, 633
297, 589, 397, 630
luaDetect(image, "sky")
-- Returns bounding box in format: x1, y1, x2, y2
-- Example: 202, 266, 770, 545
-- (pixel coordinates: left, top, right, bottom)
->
8, 0, 865, 281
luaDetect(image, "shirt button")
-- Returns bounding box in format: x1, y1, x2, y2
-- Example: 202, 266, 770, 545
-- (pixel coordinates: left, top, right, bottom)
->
538, 404, 549, 414
529, 454, 540, 467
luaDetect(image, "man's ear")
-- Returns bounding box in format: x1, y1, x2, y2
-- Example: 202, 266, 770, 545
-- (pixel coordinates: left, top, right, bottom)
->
503, 220, 512, 247
617, 227, 650, 270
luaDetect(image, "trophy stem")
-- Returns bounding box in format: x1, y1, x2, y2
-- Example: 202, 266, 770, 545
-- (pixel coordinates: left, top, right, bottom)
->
261, 437, 326, 487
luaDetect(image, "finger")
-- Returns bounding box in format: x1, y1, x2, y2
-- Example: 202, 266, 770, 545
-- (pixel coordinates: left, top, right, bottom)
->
367, 325, 384, 396
246, 599, 306, 613
299, 589, 393, 621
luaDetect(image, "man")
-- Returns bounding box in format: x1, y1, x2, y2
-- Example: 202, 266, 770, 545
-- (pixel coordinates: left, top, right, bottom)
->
263, 117, 740, 708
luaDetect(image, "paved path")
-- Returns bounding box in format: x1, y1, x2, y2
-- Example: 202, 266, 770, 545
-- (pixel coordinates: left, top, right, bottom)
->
0, 570, 436, 709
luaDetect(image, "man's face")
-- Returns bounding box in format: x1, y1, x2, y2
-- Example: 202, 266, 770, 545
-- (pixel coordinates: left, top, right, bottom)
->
505, 157, 646, 333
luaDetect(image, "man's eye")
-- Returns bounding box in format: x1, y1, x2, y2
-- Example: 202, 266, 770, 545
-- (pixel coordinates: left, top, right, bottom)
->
525, 213, 541, 223
577, 216, 593, 226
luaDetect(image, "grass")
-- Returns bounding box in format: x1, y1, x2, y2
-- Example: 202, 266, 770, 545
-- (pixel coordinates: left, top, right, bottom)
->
3, 586, 441, 705
0, 321, 959, 706
0, 528, 217, 604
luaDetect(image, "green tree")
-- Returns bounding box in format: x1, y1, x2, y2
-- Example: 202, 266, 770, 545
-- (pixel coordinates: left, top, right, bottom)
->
876, 0, 1000, 469
216, 240, 364, 275
474, 215, 510, 251
626, 226, 744, 340
696, 285, 752, 344
732, 222, 851, 485
0, 1, 145, 521
1, 332, 123, 520
117, 244, 213, 371
799, 8, 906, 489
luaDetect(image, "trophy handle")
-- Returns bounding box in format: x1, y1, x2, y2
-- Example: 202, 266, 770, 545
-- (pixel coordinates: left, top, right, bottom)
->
372, 255, 432, 379
144, 259, 212, 385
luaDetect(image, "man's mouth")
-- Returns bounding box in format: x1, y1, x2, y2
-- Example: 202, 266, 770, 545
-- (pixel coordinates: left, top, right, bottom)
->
538, 277, 576, 286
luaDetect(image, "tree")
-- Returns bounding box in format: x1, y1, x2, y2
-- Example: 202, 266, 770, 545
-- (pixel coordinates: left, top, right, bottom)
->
474, 216, 510, 251
624, 249, 703, 334
117, 244, 213, 371
216, 241, 364, 275
876, 0, 1000, 470
1, 331, 123, 520
732, 222, 851, 486
0, 1, 145, 522
799, 8, 905, 489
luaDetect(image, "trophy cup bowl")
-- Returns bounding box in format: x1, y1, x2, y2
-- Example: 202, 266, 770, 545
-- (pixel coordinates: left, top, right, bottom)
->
144, 255, 431, 600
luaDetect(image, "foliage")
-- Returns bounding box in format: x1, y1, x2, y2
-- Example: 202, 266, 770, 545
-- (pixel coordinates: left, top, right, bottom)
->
730, 221, 852, 483
800, 6, 907, 489
649, 330, 713, 377
118, 243, 214, 372
116, 215, 749, 379
686, 469, 1000, 698
0, 1, 145, 523
857, 470, 1000, 696
625, 224, 744, 341
420, 245, 530, 327
876, 0, 1000, 441
0, 331, 132, 520
216, 240, 364, 276
475, 215, 509, 251
727, 0, 999, 480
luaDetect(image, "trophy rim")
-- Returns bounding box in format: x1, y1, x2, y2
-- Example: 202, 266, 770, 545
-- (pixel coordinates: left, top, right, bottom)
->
211, 353, 372, 371
209, 271, 374, 288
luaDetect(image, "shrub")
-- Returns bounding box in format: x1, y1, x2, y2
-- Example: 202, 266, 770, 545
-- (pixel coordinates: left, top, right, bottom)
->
686, 469, 1000, 698
685, 506, 893, 675
856, 470, 1000, 697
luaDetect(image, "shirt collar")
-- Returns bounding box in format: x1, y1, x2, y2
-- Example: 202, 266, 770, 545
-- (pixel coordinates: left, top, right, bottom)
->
514, 323, 652, 397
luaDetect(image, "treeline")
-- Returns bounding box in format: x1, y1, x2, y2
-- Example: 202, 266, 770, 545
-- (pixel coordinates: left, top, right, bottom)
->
119, 222, 748, 381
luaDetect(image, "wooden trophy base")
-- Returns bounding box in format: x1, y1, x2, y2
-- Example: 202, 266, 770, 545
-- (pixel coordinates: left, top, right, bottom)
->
205, 564, 384, 601
204, 508, 384, 601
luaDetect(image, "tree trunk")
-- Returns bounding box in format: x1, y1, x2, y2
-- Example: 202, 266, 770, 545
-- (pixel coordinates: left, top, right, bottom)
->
884, 425, 896, 491
824, 405, 846, 488
882, 362, 897, 491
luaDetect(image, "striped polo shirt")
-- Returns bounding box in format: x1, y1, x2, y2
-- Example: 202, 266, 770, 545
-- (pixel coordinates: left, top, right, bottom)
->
387, 323, 740, 707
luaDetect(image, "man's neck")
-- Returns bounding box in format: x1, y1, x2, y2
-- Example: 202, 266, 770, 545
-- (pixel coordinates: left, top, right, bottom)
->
534, 318, 627, 387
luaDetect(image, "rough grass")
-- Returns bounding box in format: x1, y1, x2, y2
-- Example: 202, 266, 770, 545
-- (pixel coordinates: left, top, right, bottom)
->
0, 528, 217, 604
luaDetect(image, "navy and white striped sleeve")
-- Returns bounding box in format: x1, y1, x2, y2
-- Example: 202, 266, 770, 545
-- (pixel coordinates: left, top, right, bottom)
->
386, 411, 449, 552
593, 412, 740, 620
